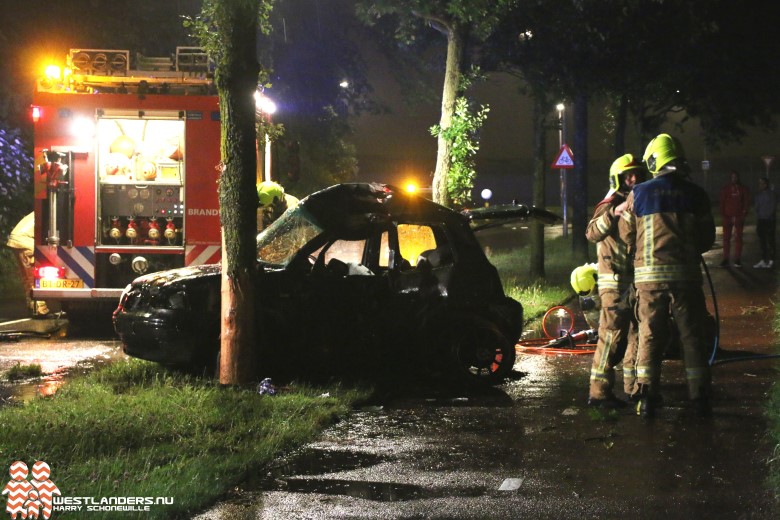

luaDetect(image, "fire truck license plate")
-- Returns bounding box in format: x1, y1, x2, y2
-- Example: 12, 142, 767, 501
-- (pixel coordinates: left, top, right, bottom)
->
37, 279, 84, 289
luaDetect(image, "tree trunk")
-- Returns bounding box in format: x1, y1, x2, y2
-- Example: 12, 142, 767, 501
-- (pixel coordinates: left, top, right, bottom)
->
571, 90, 589, 262
220, 231, 256, 384
216, 1, 260, 386
432, 23, 465, 207
529, 89, 547, 279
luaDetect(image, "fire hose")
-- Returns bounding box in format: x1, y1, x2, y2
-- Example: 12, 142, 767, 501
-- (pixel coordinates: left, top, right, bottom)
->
517, 258, 780, 364
516, 305, 596, 355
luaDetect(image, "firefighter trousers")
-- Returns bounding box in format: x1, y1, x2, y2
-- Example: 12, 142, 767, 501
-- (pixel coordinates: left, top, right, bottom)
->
635, 283, 711, 400
589, 287, 638, 399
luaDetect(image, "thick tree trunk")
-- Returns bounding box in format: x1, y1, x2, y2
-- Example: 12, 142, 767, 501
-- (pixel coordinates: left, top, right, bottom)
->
432, 24, 465, 207
217, 1, 260, 386
529, 90, 547, 279
220, 231, 255, 384
571, 90, 589, 262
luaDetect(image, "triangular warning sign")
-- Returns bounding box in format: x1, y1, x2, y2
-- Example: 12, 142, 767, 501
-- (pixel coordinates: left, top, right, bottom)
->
552, 144, 575, 169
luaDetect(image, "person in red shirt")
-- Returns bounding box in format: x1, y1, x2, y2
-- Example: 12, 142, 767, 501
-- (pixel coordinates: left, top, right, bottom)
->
719, 170, 750, 267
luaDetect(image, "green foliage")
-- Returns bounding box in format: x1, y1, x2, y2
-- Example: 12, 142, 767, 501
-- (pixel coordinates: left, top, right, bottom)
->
0, 359, 370, 519
4, 363, 43, 381
356, 0, 519, 40
430, 97, 488, 207
0, 124, 33, 239
184, 0, 274, 64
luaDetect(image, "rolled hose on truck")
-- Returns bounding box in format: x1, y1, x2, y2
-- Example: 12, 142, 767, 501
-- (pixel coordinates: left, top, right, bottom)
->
516, 257, 780, 364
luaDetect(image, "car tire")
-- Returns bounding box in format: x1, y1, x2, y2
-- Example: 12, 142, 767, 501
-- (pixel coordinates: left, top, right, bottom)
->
445, 314, 516, 385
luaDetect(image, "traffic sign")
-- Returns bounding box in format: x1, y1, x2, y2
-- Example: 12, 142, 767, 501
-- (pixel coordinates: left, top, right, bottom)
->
552, 144, 574, 169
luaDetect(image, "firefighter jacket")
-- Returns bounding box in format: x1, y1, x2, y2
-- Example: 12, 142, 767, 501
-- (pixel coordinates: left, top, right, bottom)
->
586, 190, 632, 291
619, 169, 715, 286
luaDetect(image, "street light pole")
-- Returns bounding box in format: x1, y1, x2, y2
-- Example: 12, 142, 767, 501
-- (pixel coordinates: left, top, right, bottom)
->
556, 103, 567, 238
254, 91, 277, 183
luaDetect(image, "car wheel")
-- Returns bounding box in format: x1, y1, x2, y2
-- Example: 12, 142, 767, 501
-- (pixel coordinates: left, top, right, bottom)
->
446, 315, 516, 385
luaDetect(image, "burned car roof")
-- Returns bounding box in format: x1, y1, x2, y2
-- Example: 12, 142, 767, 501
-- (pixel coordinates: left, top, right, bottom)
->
297, 182, 468, 237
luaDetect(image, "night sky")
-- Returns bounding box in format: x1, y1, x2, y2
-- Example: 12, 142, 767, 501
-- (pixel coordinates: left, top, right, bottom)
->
2, 0, 778, 205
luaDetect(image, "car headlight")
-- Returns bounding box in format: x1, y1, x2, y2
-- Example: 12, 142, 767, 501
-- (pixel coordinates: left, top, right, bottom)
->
168, 291, 187, 310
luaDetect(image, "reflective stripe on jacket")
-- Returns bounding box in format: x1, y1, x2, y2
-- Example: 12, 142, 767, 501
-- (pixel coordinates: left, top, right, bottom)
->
619, 170, 715, 285
586, 191, 633, 290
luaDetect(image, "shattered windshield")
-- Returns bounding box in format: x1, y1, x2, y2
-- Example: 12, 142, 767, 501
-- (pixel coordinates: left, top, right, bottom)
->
256, 205, 323, 266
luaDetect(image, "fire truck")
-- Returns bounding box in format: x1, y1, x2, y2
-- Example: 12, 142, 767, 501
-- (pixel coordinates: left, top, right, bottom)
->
31, 47, 222, 318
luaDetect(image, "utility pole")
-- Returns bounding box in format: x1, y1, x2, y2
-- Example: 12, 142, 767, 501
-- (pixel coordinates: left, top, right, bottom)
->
557, 103, 568, 237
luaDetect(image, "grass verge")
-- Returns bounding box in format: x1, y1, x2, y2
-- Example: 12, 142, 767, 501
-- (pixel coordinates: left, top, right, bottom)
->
491, 236, 590, 322
0, 359, 370, 519
4, 362, 43, 381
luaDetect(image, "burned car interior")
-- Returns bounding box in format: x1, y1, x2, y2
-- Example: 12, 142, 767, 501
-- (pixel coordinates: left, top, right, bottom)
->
115, 183, 556, 385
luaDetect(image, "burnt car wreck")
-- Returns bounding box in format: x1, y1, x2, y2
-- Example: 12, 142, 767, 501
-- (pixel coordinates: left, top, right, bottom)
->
114, 183, 557, 385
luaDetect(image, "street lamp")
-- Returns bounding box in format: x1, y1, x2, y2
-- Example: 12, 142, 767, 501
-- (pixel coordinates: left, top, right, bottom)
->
481, 188, 492, 207
254, 91, 277, 183
556, 103, 568, 237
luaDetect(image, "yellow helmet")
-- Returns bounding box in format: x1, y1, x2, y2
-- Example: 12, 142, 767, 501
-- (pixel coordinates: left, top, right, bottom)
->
643, 133, 685, 175
570, 263, 598, 295
257, 181, 285, 207
609, 154, 643, 191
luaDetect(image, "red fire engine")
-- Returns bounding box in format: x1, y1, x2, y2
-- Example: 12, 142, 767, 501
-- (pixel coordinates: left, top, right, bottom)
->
32, 48, 222, 317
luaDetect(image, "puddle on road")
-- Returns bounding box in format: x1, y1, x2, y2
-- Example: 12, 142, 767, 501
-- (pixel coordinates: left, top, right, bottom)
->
276, 477, 484, 501
266, 447, 389, 479
0, 347, 124, 404
238, 447, 486, 503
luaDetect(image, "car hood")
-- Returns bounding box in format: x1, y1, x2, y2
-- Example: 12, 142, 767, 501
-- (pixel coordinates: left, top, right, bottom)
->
131, 263, 221, 289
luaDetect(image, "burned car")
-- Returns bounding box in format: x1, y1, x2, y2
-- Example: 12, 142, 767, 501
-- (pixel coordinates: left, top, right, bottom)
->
114, 183, 555, 384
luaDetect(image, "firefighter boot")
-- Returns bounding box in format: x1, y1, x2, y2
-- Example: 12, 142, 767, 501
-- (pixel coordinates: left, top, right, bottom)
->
634, 384, 654, 419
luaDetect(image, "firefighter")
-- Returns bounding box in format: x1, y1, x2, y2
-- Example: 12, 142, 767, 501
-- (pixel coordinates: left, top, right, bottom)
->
618, 134, 716, 418
5, 212, 50, 317
584, 154, 646, 407
256, 181, 299, 232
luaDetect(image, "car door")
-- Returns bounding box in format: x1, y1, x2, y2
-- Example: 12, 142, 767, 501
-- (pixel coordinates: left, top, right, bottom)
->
295, 236, 392, 365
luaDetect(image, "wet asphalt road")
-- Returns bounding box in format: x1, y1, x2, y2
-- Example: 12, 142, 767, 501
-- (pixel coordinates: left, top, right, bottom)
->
0, 316, 125, 404
1, 227, 778, 518
195, 227, 779, 519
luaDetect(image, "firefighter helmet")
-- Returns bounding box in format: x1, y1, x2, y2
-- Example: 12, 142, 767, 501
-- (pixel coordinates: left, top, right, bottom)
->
609, 154, 643, 191
257, 181, 285, 207
570, 263, 598, 295
643, 133, 685, 175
